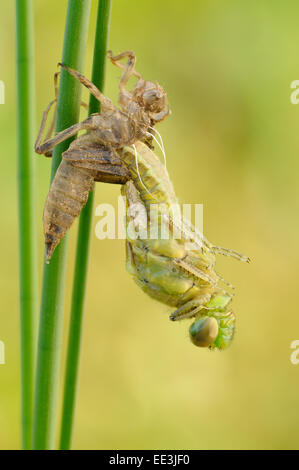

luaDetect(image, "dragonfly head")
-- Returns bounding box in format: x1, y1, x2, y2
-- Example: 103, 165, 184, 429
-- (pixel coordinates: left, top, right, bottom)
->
189, 316, 219, 348
189, 295, 235, 350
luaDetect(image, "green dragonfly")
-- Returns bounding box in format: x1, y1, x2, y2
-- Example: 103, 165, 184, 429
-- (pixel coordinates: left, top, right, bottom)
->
120, 141, 249, 349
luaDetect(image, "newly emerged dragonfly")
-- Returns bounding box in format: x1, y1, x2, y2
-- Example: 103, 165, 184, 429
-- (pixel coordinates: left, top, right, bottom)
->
35, 51, 249, 349
120, 142, 248, 349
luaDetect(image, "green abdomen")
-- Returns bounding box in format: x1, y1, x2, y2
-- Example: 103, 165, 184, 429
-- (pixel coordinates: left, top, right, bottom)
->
120, 141, 178, 210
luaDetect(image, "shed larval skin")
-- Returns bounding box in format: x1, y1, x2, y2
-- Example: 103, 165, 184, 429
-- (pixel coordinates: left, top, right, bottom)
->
35, 51, 169, 262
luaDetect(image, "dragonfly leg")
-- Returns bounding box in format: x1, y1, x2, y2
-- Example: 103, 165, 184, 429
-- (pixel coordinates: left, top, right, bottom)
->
35, 71, 90, 158
125, 241, 138, 276
59, 63, 114, 111
170, 294, 211, 322
211, 245, 250, 263
107, 50, 141, 88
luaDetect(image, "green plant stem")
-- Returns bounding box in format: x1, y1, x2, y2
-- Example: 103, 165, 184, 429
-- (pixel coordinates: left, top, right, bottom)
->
32, 0, 91, 450
59, 0, 112, 450
15, 0, 38, 450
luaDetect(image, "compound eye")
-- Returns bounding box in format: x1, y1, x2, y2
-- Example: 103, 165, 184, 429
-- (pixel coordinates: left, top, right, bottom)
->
143, 89, 158, 105
189, 317, 219, 348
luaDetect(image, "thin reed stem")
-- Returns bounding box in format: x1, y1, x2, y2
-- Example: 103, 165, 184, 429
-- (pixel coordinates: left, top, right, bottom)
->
32, 0, 91, 450
15, 0, 38, 450
59, 0, 112, 450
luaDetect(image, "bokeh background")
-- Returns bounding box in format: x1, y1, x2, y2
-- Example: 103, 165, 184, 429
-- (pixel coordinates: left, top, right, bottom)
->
1, 0, 299, 450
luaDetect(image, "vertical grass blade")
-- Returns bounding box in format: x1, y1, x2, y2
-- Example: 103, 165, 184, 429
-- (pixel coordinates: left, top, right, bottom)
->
32, 0, 91, 450
15, 0, 38, 450
59, 0, 112, 450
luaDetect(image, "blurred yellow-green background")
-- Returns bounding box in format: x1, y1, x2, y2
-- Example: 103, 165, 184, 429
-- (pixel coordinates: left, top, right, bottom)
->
1, 0, 299, 449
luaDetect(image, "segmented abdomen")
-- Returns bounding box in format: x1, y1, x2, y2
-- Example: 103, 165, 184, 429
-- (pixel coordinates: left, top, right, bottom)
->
43, 159, 94, 263
120, 141, 178, 210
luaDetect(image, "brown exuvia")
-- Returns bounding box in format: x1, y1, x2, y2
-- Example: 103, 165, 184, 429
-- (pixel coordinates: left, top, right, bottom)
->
35, 51, 170, 262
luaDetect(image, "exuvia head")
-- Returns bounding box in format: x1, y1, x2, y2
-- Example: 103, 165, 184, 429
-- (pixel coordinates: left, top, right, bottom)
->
107, 50, 170, 124
132, 79, 170, 123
